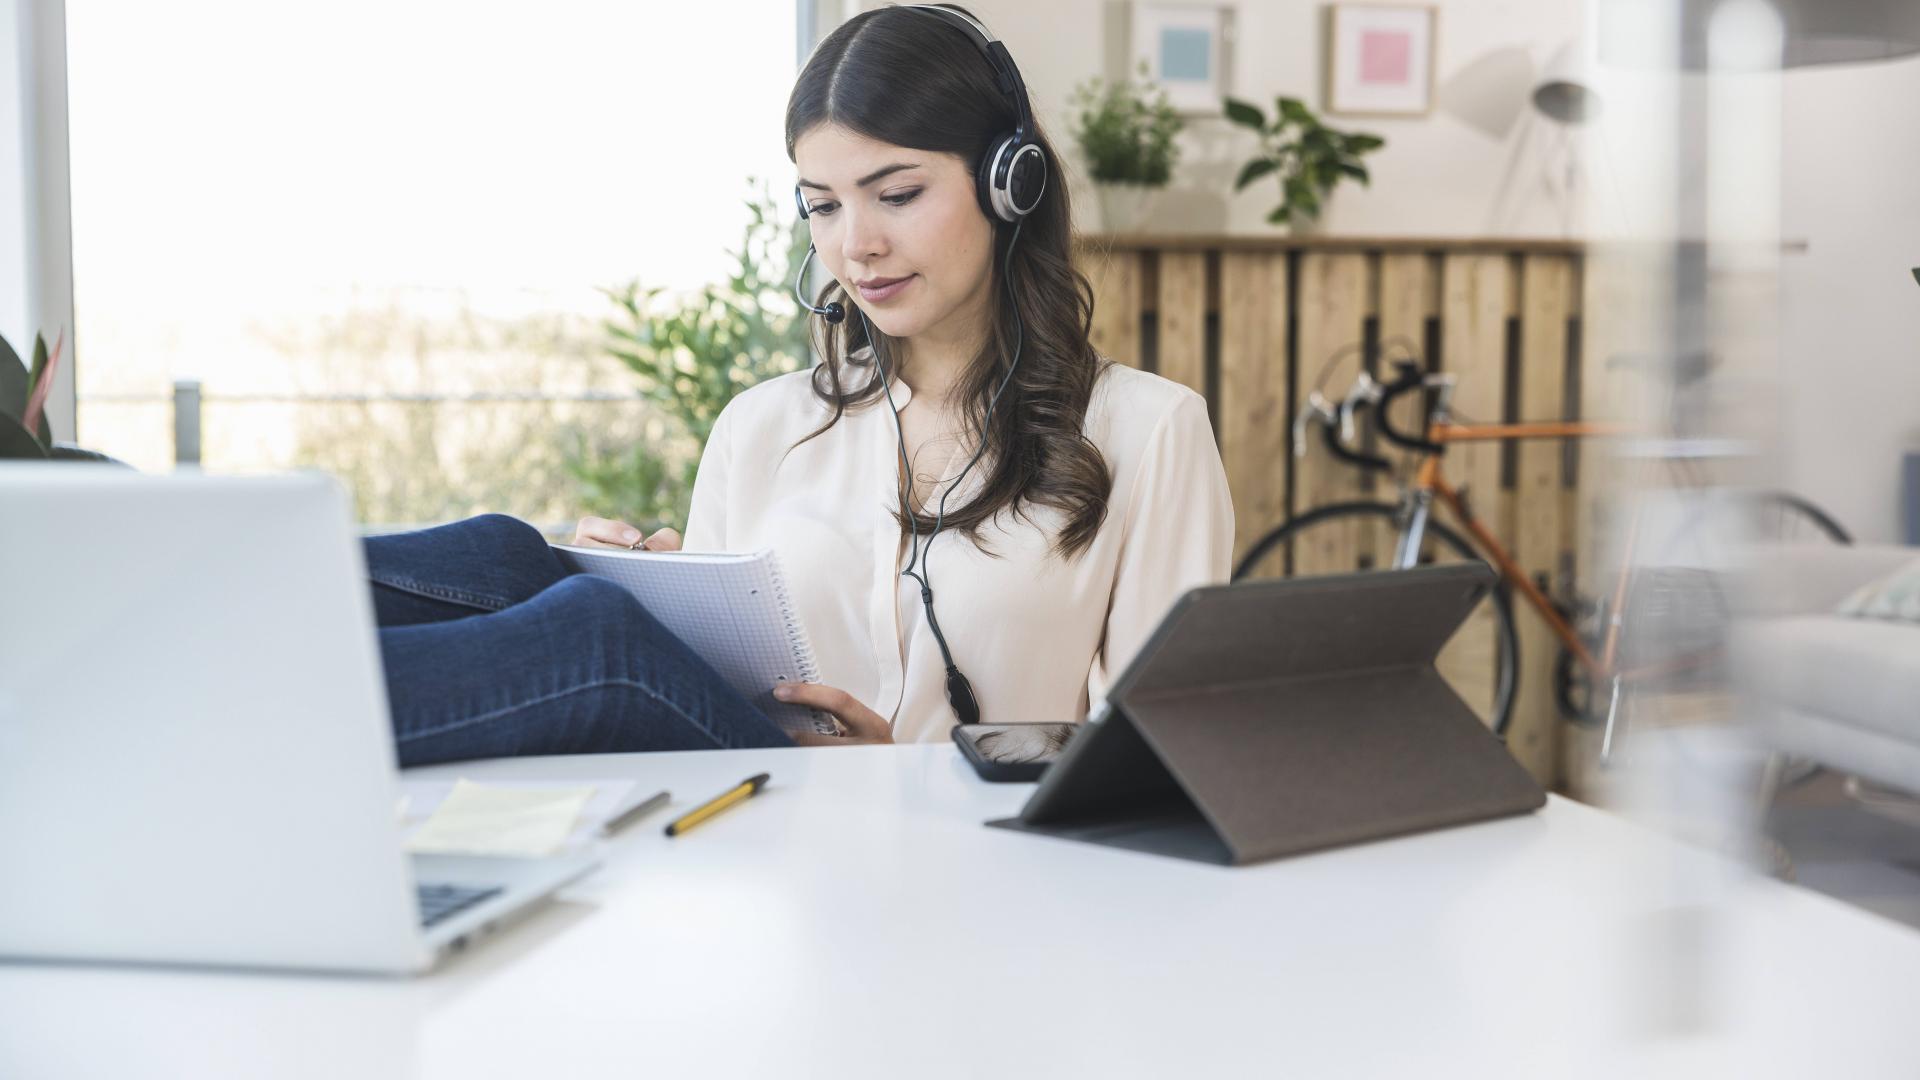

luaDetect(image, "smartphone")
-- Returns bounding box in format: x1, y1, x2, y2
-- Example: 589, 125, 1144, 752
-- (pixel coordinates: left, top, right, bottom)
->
953, 723, 1080, 783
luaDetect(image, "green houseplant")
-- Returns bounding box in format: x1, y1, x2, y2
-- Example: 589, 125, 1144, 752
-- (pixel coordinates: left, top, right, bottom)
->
1, 330, 64, 460
1224, 95, 1383, 227
1069, 65, 1184, 232
570, 185, 811, 529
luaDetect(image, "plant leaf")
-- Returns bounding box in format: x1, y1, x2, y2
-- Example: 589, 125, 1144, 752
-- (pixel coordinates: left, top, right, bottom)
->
1278, 97, 1314, 125
0, 334, 25, 423
21, 331, 60, 443
27, 333, 47, 387
1338, 162, 1371, 185
1222, 97, 1266, 131
1234, 158, 1280, 191
0, 414, 49, 459
1266, 205, 1291, 225
1345, 133, 1385, 153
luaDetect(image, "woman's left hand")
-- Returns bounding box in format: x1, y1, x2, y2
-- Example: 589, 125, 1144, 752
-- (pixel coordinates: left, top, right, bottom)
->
775, 682, 895, 745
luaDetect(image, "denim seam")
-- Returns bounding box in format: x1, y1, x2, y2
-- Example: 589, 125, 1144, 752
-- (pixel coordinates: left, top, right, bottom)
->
370, 574, 512, 614
399, 677, 737, 750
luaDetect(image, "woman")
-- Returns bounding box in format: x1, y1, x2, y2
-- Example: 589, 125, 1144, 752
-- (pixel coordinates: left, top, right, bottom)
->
367, 3, 1232, 765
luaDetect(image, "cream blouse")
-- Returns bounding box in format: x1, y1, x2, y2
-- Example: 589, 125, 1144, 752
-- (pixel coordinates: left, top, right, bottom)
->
682, 356, 1235, 743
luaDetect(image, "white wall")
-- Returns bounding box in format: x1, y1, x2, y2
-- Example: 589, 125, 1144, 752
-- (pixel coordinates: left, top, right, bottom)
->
1777, 55, 1920, 544
1, 0, 73, 443
1, 0, 30, 352
852, 0, 1591, 238
827, 2, 1918, 543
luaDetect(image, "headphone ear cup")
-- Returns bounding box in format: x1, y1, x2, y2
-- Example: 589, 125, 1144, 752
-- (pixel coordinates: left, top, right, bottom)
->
977, 136, 1047, 223
793, 185, 810, 221
974, 136, 1015, 222
1003, 143, 1047, 218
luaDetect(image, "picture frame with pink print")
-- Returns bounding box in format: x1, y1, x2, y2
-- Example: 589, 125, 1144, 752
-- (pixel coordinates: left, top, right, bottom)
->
1326, 4, 1436, 117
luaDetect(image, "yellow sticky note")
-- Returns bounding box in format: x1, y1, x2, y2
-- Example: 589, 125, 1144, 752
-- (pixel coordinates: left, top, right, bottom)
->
404, 779, 595, 857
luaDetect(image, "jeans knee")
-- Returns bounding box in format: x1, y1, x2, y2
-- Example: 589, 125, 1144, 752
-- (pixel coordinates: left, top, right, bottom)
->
546, 574, 661, 639
464, 513, 552, 562
541, 575, 689, 682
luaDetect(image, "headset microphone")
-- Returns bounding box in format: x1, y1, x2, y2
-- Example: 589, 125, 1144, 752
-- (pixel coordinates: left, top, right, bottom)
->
792, 245, 844, 324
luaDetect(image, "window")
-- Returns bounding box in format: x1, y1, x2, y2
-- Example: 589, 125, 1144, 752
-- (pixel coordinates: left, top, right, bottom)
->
67, 0, 799, 530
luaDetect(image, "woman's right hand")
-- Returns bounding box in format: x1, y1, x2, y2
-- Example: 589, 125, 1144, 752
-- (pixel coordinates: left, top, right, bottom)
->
571, 516, 683, 552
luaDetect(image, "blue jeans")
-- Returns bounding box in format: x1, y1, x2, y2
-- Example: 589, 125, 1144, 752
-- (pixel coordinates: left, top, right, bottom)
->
364, 514, 792, 767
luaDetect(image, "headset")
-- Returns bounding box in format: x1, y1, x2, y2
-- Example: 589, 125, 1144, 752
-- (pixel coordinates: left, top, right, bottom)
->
789, 4, 1043, 727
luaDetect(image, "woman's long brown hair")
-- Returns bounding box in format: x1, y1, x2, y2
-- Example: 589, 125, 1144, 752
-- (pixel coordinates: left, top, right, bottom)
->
785, 3, 1112, 559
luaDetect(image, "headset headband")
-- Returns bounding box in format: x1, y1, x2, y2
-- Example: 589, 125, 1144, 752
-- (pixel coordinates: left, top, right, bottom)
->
906, 4, 1033, 145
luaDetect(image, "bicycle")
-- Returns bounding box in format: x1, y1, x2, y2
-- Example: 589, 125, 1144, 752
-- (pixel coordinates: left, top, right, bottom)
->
1234, 344, 1851, 753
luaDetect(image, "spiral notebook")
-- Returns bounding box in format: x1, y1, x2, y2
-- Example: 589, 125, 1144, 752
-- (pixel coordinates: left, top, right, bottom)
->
549, 545, 836, 738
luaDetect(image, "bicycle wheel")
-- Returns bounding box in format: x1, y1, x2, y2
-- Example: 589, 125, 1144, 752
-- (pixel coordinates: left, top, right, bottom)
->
1233, 501, 1520, 737
1750, 491, 1852, 545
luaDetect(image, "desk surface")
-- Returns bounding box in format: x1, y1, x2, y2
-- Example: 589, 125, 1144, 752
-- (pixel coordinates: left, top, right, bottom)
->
4, 744, 1918, 1079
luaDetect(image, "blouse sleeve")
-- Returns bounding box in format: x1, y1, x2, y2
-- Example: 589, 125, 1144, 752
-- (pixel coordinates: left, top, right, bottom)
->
681, 401, 735, 553
1087, 389, 1236, 709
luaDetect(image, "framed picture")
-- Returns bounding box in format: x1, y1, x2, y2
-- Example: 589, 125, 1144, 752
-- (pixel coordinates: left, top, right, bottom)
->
1130, 3, 1235, 115
1326, 4, 1436, 117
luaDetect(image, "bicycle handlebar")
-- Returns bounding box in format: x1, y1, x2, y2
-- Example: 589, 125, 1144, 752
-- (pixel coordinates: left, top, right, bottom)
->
1373, 360, 1445, 454
1295, 389, 1392, 472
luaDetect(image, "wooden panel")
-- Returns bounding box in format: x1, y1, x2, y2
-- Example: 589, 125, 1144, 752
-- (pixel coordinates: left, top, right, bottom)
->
1290, 252, 1370, 575
1217, 252, 1290, 573
1433, 253, 1514, 726
1507, 253, 1576, 787
1080, 248, 1142, 367
1562, 249, 1658, 795
1559, 262, 1585, 564
1079, 234, 1586, 256
1100, 236, 1596, 789
1372, 252, 1435, 565
1573, 249, 1659, 580
1156, 251, 1207, 399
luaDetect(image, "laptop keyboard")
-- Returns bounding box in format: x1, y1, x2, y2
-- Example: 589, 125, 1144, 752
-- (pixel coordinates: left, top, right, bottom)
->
416, 883, 503, 929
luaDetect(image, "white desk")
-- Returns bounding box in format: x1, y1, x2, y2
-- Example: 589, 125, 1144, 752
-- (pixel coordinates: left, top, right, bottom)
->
4, 744, 1919, 1079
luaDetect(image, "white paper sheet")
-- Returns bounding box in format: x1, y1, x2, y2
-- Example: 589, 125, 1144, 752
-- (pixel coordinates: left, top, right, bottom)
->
402, 779, 596, 857
399, 778, 657, 852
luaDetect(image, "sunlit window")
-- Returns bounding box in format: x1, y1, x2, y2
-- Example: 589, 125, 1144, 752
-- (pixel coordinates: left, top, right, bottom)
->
67, 0, 799, 530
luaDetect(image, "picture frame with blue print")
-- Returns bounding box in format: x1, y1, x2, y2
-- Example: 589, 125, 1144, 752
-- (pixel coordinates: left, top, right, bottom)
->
1128, 3, 1235, 116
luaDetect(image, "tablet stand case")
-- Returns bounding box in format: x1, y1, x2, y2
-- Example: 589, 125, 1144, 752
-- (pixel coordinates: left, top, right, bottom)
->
988, 564, 1546, 866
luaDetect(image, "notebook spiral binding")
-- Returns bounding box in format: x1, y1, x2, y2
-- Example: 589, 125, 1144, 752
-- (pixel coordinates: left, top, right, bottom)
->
766, 551, 838, 736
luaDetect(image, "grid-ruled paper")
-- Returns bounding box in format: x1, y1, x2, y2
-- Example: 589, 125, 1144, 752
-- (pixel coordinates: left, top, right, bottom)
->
550, 545, 836, 737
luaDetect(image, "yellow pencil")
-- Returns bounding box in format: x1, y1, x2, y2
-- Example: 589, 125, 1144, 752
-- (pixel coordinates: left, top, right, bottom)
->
664, 773, 770, 837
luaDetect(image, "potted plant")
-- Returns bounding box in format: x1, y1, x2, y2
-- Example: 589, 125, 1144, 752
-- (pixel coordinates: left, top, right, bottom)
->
1069, 65, 1184, 233
1, 330, 64, 460
0, 329, 123, 464
1224, 96, 1383, 229
572, 184, 811, 528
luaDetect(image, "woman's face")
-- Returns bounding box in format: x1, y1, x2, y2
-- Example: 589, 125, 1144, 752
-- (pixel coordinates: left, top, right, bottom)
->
794, 123, 996, 348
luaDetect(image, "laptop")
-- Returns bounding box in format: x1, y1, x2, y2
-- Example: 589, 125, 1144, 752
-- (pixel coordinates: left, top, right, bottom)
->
0, 467, 598, 974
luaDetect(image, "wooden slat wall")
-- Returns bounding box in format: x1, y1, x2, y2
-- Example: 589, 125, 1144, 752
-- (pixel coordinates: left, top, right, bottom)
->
1509, 254, 1577, 784
1156, 252, 1207, 400
1443, 254, 1523, 735
1373, 254, 1436, 570
1081, 245, 1142, 368
1216, 253, 1291, 570
1291, 254, 1370, 575
1075, 237, 1588, 790
1561, 248, 1661, 796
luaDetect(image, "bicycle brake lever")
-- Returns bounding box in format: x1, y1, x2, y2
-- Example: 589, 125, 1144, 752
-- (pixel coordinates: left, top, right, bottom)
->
1339, 372, 1382, 444
1294, 391, 1334, 458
